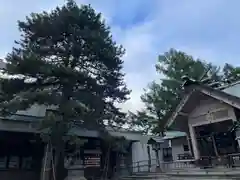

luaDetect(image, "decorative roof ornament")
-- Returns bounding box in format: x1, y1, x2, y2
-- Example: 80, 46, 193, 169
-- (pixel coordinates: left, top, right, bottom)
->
181, 67, 222, 89
162, 64, 222, 91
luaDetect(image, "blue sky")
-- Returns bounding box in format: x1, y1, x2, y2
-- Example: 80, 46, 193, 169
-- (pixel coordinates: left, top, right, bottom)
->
1, 0, 240, 112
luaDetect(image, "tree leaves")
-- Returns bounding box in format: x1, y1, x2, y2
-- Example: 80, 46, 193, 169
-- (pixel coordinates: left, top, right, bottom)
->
130, 49, 240, 134
0, 1, 130, 179
1, 1, 130, 126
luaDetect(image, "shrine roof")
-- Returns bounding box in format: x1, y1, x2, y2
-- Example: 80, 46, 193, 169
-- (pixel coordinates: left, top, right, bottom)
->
165, 82, 240, 129
163, 131, 186, 139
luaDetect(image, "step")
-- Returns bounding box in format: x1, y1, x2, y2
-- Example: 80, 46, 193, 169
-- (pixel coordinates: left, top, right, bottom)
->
120, 175, 240, 180
120, 175, 169, 180
119, 172, 169, 179
167, 168, 240, 174
119, 168, 240, 180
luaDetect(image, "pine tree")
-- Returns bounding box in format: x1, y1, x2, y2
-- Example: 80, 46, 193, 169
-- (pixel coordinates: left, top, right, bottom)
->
130, 49, 240, 134
0, 1, 130, 179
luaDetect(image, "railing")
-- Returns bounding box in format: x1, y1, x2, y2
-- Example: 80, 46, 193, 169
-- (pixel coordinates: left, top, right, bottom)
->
177, 153, 193, 160
116, 158, 197, 176
198, 156, 227, 168
161, 159, 196, 171
116, 153, 240, 176
116, 159, 155, 176
197, 153, 240, 168
228, 153, 240, 167
130, 159, 157, 173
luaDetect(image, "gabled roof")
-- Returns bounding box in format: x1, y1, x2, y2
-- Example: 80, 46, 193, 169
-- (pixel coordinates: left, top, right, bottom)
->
147, 137, 164, 144
163, 131, 186, 139
165, 83, 240, 128
217, 81, 240, 91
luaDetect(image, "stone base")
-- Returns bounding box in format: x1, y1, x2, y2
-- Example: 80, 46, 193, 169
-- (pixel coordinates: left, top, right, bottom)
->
66, 176, 86, 180
155, 166, 162, 172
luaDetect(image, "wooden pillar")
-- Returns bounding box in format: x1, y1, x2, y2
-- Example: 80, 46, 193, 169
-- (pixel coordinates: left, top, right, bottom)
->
155, 150, 160, 167
189, 124, 200, 159
211, 135, 219, 157
147, 146, 151, 172
186, 134, 193, 156
231, 110, 240, 151
40, 143, 52, 180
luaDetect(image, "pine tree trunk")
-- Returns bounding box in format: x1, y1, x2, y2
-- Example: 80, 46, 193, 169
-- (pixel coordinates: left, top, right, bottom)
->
55, 87, 73, 180
55, 137, 67, 180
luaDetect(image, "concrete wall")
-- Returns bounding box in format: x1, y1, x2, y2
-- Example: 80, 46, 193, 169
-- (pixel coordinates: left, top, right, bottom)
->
171, 137, 188, 161
131, 141, 156, 172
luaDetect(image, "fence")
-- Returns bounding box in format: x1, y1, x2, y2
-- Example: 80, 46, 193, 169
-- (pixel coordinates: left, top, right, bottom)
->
116, 158, 196, 176
116, 153, 240, 176
198, 153, 240, 168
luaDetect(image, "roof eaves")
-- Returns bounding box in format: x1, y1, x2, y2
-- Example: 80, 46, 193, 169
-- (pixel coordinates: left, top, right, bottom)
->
217, 81, 240, 90
165, 83, 240, 128
164, 88, 195, 128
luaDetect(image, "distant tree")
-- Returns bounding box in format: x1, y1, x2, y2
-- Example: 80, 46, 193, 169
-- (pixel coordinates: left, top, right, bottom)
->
129, 49, 240, 134
0, 1, 130, 179
128, 110, 156, 134
222, 63, 240, 83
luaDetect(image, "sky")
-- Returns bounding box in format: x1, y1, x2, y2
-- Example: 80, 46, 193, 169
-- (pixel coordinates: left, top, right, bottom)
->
1, 0, 240, 113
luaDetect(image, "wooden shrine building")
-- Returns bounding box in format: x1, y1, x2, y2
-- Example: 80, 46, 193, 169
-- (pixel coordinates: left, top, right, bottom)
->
165, 81, 240, 168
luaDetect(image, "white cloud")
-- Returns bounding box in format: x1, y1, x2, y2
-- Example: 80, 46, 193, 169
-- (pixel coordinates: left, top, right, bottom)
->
110, 0, 240, 112
111, 22, 159, 112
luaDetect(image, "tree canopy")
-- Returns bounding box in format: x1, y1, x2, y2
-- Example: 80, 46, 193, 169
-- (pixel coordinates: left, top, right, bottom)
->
0, 1, 130, 179
129, 49, 240, 134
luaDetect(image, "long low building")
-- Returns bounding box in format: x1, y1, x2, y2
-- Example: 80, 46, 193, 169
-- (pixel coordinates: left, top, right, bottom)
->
0, 104, 187, 180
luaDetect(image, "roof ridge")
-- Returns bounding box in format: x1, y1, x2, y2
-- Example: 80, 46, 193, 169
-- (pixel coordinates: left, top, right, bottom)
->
217, 80, 240, 90
165, 83, 240, 128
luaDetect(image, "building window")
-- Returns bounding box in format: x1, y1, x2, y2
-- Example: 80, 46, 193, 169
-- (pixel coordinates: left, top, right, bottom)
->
22, 157, 33, 169
8, 156, 19, 169
0, 156, 7, 169
183, 145, 189, 152
163, 148, 172, 162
